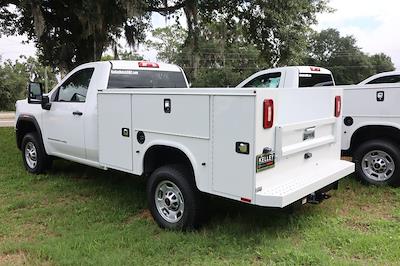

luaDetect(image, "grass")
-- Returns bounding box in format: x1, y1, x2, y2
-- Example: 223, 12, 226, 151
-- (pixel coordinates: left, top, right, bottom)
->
0, 127, 400, 265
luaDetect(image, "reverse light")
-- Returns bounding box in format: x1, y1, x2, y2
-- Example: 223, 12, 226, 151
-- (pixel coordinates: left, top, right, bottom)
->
138, 61, 159, 68
335, 96, 341, 117
263, 99, 274, 129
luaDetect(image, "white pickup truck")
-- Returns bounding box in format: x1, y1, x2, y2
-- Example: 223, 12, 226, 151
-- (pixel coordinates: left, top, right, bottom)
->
15, 61, 354, 230
238, 66, 400, 187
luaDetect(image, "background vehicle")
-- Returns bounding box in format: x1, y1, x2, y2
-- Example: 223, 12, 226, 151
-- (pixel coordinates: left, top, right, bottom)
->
341, 83, 400, 187
358, 71, 400, 85
236, 66, 335, 89
15, 61, 354, 230
239, 66, 400, 186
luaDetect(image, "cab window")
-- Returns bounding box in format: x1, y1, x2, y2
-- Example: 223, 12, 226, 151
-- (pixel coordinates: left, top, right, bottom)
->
367, 75, 400, 84
299, 73, 334, 87
54, 68, 95, 102
243, 73, 281, 88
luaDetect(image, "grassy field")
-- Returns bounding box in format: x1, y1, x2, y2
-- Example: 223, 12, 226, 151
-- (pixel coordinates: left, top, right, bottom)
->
1, 127, 400, 265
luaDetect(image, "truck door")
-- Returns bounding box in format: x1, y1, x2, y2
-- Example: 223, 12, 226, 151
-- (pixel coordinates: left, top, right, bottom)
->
43, 68, 95, 159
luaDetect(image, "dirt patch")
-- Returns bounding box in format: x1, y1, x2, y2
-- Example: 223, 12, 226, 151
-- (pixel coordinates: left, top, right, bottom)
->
344, 220, 371, 232
125, 209, 153, 224
0, 251, 27, 266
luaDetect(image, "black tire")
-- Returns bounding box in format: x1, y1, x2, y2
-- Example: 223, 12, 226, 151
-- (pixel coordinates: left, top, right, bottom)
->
21, 132, 51, 174
146, 164, 203, 230
353, 139, 400, 187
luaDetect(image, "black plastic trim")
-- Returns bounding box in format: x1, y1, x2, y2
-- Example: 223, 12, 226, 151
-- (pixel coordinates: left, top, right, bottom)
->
15, 114, 44, 151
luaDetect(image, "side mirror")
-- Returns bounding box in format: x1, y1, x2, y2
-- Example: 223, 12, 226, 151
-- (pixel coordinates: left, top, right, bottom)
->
27, 82, 43, 104
27, 82, 51, 110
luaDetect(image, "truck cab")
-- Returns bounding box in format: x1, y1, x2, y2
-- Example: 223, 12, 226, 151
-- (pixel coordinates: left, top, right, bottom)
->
16, 61, 188, 167
236, 66, 335, 89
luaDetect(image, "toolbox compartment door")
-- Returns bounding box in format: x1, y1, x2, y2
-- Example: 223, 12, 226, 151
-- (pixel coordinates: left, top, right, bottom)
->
98, 93, 133, 172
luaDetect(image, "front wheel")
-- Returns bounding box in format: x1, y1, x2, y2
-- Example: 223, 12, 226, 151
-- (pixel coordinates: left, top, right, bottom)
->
21, 133, 51, 174
146, 164, 203, 230
353, 139, 400, 187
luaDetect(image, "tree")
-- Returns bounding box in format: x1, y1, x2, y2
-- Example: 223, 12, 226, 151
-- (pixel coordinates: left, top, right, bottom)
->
147, 24, 267, 87
101, 49, 144, 61
0, 56, 57, 111
143, 0, 330, 81
305, 29, 395, 84
0, 1, 149, 72
370, 53, 395, 74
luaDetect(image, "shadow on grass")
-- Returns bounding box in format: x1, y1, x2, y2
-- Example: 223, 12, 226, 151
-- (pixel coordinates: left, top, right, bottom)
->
45, 158, 313, 235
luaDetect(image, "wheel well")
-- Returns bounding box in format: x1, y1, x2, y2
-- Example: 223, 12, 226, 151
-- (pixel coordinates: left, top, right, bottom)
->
349, 125, 400, 154
143, 145, 195, 179
16, 119, 39, 150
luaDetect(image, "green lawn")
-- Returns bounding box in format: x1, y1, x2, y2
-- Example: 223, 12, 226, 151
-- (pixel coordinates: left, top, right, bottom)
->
0, 127, 400, 265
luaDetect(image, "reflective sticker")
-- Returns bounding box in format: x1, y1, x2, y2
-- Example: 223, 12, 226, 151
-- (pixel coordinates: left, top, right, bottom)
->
111, 69, 139, 75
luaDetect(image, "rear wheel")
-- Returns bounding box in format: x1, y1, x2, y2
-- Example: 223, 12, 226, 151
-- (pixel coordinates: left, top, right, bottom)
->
147, 164, 203, 230
353, 139, 400, 187
21, 133, 51, 174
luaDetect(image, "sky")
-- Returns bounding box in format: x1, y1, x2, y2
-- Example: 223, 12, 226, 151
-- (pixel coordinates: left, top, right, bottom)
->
0, 0, 399, 69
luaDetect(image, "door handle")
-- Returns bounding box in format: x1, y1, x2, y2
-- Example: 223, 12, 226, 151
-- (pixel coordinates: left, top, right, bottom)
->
72, 111, 83, 116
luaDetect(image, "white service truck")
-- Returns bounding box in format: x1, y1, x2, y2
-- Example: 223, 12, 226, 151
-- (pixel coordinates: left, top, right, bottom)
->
15, 61, 354, 230
238, 66, 400, 187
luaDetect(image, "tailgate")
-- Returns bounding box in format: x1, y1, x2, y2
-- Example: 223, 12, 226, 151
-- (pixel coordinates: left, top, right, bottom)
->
253, 88, 354, 207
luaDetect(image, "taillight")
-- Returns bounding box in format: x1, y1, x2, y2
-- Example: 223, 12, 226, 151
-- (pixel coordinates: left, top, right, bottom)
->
263, 99, 274, 129
138, 61, 159, 68
335, 96, 341, 117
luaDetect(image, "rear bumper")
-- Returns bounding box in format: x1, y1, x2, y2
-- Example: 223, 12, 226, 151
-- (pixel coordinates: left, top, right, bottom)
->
255, 160, 354, 208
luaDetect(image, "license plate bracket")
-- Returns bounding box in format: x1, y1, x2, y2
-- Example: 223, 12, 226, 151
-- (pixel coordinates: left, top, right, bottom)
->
256, 152, 275, 172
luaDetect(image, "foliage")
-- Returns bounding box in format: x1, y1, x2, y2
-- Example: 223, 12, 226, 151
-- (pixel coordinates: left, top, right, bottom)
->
147, 24, 267, 87
305, 29, 395, 84
1, 127, 400, 264
101, 50, 144, 61
147, 0, 330, 81
0, 1, 149, 72
1, 0, 329, 78
0, 57, 57, 111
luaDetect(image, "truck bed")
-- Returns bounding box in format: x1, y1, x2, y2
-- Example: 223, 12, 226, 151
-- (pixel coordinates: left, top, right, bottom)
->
97, 87, 354, 207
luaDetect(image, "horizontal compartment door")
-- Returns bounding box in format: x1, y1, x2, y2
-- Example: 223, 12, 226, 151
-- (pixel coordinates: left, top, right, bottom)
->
275, 118, 336, 159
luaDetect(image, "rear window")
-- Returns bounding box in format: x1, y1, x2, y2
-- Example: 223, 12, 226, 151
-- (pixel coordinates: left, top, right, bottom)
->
107, 69, 187, 89
299, 73, 334, 87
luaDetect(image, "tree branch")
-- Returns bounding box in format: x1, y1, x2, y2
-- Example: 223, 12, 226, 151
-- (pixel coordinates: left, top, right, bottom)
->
146, 2, 185, 14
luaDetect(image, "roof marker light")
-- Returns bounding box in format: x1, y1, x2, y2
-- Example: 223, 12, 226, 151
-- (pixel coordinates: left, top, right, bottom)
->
138, 61, 159, 68
310, 67, 321, 72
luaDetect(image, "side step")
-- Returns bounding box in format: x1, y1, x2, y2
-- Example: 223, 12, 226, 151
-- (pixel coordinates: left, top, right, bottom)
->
255, 160, 354, 208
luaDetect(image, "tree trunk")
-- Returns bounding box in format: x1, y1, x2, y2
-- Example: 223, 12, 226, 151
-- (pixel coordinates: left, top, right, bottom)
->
184, 1, 200, 82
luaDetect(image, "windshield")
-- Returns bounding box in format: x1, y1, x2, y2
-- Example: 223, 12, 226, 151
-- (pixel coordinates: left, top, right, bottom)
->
299, 73, 334, 87
107, 69, 187, 89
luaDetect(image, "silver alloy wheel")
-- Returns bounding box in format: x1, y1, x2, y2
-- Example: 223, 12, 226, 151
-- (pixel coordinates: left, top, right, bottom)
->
24, 141, 37, 169
155, 180, 185, 223
362, 150, 395, 182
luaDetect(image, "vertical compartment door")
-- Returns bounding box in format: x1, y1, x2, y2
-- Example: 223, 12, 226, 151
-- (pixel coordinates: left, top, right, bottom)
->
212, 96, 255, 200
98, 93, 133, 172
